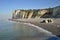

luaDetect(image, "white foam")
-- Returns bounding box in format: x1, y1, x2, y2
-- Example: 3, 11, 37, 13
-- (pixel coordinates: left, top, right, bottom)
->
21, 23, 55, 36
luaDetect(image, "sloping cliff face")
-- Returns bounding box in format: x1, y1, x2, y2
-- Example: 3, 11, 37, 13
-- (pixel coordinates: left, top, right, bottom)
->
12, 9, 49, 19
53, 6, 60, 18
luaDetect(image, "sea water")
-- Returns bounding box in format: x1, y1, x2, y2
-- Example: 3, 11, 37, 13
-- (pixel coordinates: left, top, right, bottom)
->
0, 20, 59, 40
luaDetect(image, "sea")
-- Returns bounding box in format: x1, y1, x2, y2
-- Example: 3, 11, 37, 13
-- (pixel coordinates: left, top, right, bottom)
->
0, 20, 60, 40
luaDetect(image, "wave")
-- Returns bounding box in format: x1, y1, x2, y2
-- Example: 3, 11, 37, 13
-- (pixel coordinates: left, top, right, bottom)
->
20, 22, 55, 36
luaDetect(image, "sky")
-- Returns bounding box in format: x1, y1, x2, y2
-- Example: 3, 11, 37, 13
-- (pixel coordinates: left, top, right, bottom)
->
0, 0, 60, 20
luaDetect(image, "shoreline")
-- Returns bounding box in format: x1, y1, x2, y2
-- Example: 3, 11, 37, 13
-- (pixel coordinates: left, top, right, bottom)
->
9, 18, 60, 36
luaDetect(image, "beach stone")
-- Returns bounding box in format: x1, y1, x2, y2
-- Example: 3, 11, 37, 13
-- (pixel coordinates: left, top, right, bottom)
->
41, 19, 48, 23
50, 19, 53, 23
45, 19, 49, 23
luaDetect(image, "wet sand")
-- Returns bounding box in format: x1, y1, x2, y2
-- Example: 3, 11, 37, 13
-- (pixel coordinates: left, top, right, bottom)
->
9, 18, 60, 36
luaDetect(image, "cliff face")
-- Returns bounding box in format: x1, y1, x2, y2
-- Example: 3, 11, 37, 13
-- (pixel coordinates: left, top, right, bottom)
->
53, 6, 60, 18
12, 9, 49, 19
12, 6, 60, 19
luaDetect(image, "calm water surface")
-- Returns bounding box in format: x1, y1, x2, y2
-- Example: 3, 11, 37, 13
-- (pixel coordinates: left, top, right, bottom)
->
0, 20, 57, 40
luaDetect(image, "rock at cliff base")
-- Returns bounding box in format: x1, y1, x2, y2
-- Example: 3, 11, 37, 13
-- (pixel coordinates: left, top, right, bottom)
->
41, 19, 53, 23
